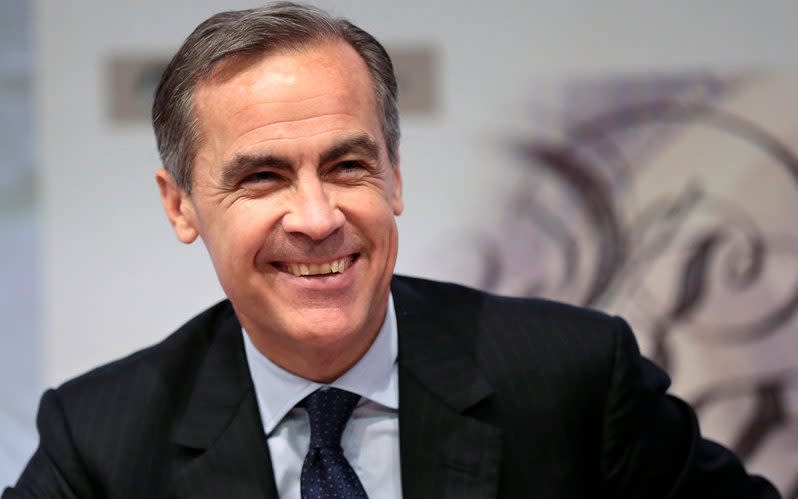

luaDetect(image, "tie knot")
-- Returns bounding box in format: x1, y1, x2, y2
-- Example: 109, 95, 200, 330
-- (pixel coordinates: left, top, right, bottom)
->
303, 387, 361, 449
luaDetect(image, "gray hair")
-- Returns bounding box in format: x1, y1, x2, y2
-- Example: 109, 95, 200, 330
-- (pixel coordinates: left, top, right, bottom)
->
152, 1, 399, 192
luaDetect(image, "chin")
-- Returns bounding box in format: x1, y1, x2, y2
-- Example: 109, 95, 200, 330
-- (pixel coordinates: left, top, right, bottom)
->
288, 310, 365, 344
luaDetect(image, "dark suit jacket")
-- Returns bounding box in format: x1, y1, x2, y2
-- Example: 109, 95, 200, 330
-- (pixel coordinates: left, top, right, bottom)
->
4, 276, 780, 498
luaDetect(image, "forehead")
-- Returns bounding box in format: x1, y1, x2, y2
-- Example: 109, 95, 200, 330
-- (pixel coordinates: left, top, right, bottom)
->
191, 41, 380, 151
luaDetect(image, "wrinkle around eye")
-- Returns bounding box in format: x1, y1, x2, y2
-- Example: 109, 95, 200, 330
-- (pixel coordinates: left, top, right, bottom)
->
324, 164, 373, 186
237, 178, 286, 199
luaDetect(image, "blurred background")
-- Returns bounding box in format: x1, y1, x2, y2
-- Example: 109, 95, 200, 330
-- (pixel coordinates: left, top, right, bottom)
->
2, 0, 797, 494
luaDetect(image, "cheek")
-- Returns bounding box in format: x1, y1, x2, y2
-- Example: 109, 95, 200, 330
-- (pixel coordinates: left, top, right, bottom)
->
349, 197, 399, 248
206, 203, 278, 270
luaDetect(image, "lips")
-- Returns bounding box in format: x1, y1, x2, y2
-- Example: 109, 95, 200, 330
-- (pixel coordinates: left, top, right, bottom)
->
276, 255, 356, 277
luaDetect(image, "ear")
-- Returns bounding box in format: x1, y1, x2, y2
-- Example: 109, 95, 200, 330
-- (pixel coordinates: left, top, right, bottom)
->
390, 157, 404, 216
156, 168, 199, 244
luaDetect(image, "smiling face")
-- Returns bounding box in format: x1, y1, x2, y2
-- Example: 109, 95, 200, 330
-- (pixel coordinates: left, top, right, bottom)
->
157, 41, 403, 381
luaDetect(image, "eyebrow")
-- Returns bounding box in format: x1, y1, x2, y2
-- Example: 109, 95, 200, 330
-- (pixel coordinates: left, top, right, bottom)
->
220, 153, 292, 187
220, 133, 382, 186
319, 133, 381, 166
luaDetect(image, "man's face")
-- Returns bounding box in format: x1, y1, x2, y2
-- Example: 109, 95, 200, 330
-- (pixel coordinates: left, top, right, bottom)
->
157, 41, 403, 379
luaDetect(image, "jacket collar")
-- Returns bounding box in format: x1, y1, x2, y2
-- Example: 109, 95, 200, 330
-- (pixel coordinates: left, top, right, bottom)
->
170, 305, 278, 498
393, 276, 503, 499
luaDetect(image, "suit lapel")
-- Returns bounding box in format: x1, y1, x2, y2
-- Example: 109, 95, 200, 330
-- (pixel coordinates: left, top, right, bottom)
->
170, 306, 277, 499
393, 278, 503, 499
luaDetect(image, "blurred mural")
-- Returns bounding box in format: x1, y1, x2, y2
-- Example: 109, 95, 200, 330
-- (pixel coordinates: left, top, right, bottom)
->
452, 73, 798, 496
0, 1, 38, 488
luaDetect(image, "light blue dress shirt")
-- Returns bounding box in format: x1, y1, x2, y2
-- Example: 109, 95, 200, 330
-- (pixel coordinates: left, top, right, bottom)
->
242, 294, 402, 498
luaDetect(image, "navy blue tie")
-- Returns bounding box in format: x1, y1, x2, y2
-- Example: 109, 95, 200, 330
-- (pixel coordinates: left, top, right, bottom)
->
300, 387, 368, 499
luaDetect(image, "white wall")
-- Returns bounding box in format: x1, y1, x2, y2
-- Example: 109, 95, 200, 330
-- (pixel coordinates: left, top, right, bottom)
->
0, 0, 38, 487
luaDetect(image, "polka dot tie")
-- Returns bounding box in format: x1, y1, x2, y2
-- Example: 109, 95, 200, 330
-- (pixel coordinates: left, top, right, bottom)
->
300, 387, 369, 499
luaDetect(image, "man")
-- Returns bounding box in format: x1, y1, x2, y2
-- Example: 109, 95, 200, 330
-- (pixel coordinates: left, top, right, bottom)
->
3, 3, 781, 498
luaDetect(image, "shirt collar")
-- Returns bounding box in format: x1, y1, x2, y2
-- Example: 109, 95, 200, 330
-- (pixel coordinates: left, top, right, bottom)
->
242, 293, 399, 434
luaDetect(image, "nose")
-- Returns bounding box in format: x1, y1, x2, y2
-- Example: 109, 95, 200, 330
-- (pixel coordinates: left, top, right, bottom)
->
281, 177, 345, 240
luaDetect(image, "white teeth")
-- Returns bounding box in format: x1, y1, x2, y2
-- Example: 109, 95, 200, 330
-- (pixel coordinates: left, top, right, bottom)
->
285, 257, 351, 277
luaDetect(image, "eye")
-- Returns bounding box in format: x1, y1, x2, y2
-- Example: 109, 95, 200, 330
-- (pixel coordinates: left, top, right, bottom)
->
328, 160, 373, 182
242, 170, 281, 185
334, 160, 366, 173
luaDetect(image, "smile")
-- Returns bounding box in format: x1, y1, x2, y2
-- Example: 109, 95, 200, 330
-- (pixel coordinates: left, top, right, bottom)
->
278, 255, 356, 277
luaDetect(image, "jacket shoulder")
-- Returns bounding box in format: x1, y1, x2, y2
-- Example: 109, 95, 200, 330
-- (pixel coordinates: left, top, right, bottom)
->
392, 274, 632, 396
392, 273, 622, 338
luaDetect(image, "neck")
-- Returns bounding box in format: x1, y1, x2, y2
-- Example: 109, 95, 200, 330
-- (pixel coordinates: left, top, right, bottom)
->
238, 307, 387, 383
